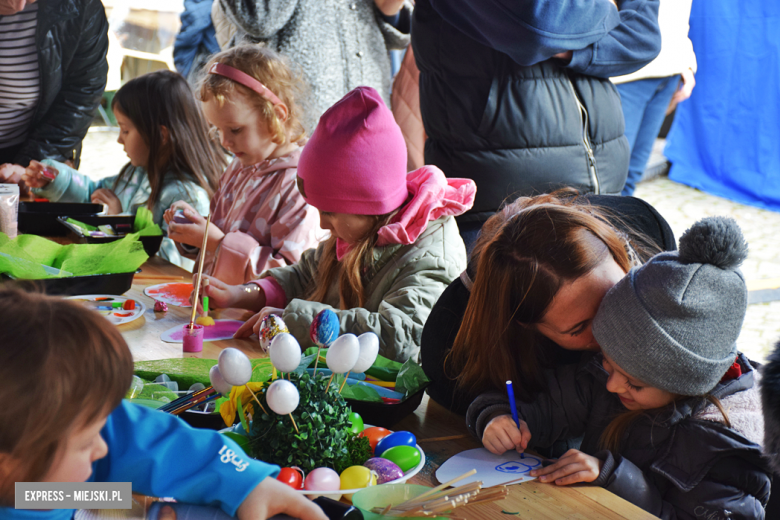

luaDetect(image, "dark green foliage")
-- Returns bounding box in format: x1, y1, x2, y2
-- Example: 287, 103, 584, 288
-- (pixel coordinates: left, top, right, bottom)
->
248, 372, 369, 472
334, 435, 373, 474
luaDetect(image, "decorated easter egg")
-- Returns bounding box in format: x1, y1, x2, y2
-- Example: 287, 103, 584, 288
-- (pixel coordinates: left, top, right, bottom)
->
347, 412, 364, 435
363, 457, 404, 484
359, 426, 392, 452
269, 333, 302, 372
310, 309, 340, 347
277, 467, 304, 489
326, 334, 360, 374
265, 379, 300, 415
259, 314, 289, 351
304, 467, 341, 492
218, 348, 253, 386
375, 431, 417, 457
351, 332, 380, 374
209, 365, 233, 396
340, 466, 377, 499
380, 445, 421, 473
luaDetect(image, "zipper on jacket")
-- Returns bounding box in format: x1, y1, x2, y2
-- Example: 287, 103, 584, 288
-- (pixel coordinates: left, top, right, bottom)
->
566, 78, 600, 194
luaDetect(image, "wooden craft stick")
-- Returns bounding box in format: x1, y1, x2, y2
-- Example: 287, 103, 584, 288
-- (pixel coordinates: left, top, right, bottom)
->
400, 469, 477, 505
324, 373, 335, 392
338, 371, 351, 393
188, 214, 211, 330
244, 384, 268, 415
289, 413, 299, 433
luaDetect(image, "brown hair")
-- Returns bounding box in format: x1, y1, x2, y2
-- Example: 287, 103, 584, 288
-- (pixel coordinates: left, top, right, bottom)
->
0, 289, 134, 505
447, 191, 632, 401
599, 394, 732, 453
308, 210, 398, 308
199, 44, 308, 146
112, 70, 224, 209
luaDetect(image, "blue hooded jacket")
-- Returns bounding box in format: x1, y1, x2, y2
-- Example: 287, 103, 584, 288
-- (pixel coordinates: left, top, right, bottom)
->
174, 0, 221, 78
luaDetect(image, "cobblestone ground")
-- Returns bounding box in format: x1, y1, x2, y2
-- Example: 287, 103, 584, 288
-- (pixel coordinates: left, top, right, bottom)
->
80, 129, 780, 362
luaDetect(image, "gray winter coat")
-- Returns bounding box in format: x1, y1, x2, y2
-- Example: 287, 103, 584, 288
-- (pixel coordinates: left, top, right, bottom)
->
467, 353, 771, 519
218, 0, 412, 130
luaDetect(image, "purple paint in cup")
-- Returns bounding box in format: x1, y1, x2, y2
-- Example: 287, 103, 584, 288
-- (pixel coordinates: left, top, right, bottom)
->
182, 324, 205, 352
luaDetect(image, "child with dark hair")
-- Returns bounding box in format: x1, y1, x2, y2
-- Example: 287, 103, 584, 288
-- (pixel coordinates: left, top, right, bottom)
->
0, 289, 326, 520
21, 70, 225, 269
468, 217, 772, 519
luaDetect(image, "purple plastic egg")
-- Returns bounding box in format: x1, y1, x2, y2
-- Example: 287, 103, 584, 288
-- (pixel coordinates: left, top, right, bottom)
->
363, 457, 404, 484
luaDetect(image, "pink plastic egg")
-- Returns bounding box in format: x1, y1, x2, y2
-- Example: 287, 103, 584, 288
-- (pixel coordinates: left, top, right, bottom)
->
304, 467, 341, 492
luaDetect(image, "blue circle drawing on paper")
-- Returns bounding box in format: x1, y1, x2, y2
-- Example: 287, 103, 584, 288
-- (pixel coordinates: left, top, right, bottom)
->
495, 455, 541, 474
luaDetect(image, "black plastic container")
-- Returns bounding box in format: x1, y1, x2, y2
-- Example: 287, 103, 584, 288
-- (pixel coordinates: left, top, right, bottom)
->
346, 387, 427, 428
57, 216, 163, 258
18, 202, 103, 236
1, 270, 136, 296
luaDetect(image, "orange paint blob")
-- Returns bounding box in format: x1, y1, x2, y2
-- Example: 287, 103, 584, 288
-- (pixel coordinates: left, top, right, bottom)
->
146, 283, 194, 307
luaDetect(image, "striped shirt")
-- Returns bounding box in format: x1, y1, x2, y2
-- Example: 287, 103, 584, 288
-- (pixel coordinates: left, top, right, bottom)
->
0, 2, 40, 149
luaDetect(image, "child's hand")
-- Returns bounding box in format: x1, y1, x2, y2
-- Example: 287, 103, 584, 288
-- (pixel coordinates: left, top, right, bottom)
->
672, 68, 696, 104
1, 163, 25, 184
234, 306, 285, 338
482, 415, 531, 455
237, 476, 328, 520
529, 449, 603, 486
165, 201, 225, 251
91, 188, 123, 215
21, 160, 56, 188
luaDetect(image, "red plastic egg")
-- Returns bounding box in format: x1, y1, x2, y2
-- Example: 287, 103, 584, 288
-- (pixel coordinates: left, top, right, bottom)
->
359, 426, 392, 453
277, 467, 304, 489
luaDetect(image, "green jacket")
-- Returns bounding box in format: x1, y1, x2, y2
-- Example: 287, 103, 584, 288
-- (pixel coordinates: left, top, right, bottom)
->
265, 216, 466, 362
33, 159, 210, 270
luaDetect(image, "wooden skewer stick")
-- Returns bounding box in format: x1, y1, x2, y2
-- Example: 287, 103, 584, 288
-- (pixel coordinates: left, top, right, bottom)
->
289, 413, 299, 433
398, 469, 477, 506
312, 345, 323, 376
338, 371, 351, 393
188, 214, 211, 330
244, 384, 268, 415
324, 373, 335, 392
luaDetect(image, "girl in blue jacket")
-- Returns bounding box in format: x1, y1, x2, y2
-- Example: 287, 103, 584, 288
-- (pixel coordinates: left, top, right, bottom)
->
0, 289, 326, 520
468, 217, 772, 519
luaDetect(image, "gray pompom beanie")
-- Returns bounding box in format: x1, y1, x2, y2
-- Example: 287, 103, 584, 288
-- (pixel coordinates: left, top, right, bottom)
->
592, 216, 749, 396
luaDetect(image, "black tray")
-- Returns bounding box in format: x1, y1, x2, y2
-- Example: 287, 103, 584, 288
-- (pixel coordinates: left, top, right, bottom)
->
346, 387, 427, 429
1, 270, 135, 296
179, 409, 229, 430
57, 216, 163, 258
18, 202, 103, 236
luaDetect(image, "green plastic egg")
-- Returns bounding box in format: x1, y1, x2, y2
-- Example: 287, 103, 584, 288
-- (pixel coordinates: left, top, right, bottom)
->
380, 445, 421, 472
347, 412, 364, 435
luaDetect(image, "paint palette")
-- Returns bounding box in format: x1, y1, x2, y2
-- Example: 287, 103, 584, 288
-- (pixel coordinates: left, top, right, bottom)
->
144, 282, 194, 308
66, 294, 146, 325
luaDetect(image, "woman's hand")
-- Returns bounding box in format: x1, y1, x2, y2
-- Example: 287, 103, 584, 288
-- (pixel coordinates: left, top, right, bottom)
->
374, 0, 405, 16
0, 163, 25, 184
237, 477, 327, 520
482, 415, 531, 455
671, 68, 696, 104
20, 160, 56, 188
165, 201, 225, 251
234, 306, 285, 338
91, 188, 123, 215
529, 449, 603, 485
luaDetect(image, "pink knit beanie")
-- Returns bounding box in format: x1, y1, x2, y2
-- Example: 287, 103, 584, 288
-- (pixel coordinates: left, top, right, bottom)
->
297, 86, 409, 215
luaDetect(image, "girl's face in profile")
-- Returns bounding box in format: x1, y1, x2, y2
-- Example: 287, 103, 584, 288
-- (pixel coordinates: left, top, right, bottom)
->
43, 414, 109, 483
317, 211, 375, 244
602, 352, 675, 410
114, 108, 150, 169
535, 255, 626, 351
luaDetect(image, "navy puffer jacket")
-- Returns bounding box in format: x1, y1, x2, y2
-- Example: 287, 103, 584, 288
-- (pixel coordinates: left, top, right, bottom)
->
412, 0, 661, 224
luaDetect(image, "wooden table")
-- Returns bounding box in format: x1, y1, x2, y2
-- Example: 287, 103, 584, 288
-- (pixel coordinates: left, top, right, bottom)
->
120, 259, 657, 520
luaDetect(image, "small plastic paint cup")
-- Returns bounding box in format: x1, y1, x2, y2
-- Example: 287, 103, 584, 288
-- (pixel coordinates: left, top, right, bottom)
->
182, 324, 205, 352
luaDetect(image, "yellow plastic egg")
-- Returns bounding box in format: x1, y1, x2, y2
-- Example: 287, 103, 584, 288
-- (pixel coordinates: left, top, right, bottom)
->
339, 465, 377, 501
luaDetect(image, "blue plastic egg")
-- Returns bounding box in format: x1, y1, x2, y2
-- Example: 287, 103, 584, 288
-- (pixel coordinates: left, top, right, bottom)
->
374, 431, 416, 457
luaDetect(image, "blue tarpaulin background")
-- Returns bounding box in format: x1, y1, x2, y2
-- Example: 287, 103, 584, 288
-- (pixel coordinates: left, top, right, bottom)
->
665, 0, 780, 211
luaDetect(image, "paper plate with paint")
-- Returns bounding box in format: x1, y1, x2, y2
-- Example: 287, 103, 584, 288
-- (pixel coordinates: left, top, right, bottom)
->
435, 448, 542, 487
66, 294, 146, 325
161, 320, 244, 343
144, 282, 194, 307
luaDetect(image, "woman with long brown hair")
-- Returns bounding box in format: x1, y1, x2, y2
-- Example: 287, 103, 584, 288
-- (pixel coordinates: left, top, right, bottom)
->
421, 190, 676, 414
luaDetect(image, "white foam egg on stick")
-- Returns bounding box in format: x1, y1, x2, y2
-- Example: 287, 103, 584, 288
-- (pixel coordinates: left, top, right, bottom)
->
326, 333, 360, 374
351, 332, 380, 374
269, 333, 302, 373
209, 365, 233, 395
218, 348, 253, 386
266, 379, 300, 415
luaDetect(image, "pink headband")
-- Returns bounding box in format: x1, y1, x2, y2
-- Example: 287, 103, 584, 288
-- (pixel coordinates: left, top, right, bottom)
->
208, 63, 283, 106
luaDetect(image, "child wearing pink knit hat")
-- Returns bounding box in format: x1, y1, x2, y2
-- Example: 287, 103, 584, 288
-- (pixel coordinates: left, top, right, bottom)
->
200, 86, 476, 362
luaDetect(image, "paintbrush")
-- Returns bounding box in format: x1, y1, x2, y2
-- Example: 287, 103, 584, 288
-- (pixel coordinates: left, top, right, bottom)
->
188, 214, 211, 331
